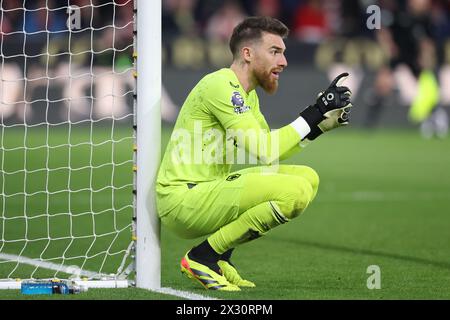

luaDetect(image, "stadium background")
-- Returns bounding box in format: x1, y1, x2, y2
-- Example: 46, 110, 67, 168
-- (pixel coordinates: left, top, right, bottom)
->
1, 0, 450, 300
2, 0, 450, 128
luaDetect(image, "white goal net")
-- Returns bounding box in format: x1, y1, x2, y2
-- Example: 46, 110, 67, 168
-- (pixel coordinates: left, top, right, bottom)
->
0, 0, 137, 287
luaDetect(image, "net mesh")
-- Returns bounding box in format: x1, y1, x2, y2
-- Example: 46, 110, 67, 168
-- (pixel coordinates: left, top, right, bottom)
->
0, 0, 135, 281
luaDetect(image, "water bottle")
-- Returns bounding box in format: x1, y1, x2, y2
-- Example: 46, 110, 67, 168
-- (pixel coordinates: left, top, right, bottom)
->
21, 280, 87, 295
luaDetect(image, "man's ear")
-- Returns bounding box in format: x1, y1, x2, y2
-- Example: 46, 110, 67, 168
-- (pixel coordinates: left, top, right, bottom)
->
242, 46, 252, 63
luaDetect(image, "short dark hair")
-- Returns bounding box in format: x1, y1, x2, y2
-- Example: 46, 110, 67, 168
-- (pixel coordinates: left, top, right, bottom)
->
229, 16, 289, 59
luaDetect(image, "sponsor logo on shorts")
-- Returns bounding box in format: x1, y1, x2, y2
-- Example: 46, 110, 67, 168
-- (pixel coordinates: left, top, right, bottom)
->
226, 173, 241, 181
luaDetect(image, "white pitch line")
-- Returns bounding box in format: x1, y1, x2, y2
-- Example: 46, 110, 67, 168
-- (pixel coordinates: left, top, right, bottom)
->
0, 253, 217, 300
0, 253, 107, 279
154, 287, 218, 300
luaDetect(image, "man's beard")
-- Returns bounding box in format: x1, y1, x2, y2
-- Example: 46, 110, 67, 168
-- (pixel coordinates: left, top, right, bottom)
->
254, 67, 278, 94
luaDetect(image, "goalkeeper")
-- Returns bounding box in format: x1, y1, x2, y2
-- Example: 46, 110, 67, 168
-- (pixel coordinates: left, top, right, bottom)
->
156, 16, 353, 291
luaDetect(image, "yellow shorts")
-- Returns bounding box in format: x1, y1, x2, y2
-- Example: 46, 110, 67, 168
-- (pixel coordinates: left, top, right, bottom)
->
157, 165, 319, 239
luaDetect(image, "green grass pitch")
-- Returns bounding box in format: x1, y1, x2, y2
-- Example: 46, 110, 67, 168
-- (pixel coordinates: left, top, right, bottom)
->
1, 125, 450, 300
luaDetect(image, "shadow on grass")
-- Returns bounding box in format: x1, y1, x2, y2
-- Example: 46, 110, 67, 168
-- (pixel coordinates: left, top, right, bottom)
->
271, 237, 450, 270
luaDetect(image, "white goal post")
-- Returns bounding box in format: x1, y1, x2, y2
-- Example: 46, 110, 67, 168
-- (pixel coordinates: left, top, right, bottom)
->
135, 0, 161, 291
0, 0, 161, 290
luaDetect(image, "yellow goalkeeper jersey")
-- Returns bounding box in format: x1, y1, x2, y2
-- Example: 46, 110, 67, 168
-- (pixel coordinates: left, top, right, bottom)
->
156, 68, 303, 214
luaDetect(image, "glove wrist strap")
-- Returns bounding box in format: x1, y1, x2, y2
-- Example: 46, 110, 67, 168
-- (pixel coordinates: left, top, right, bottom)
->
299, 104, 325, 140
299, 104, 324, 126
305, 125, 323, 140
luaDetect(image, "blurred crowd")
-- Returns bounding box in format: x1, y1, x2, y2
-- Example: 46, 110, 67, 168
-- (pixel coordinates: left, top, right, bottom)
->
0, 0, 136, 124
0, 0, 133, 60
162, 0, 450, 43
